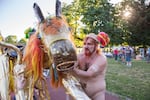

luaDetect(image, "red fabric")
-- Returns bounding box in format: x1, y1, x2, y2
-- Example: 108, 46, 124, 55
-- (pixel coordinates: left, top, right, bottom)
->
97, 32, 110, 47
114, 49, 118, 54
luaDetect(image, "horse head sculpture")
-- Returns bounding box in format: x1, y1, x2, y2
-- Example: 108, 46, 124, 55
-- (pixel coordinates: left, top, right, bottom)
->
34, 2, 77, 72
23, 0, 77, 88
34, 0, 77, 71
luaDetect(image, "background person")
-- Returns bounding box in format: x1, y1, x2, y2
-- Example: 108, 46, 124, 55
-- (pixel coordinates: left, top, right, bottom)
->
125, 46, 132, 67
113, 48, 119, 61
146, 48, 150, 63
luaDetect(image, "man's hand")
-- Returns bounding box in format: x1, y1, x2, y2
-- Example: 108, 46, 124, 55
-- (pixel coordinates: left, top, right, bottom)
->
61, 61, 78, 74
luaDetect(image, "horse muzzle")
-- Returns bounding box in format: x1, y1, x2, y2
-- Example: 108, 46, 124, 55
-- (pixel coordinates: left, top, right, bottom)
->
49, 39, 77, 72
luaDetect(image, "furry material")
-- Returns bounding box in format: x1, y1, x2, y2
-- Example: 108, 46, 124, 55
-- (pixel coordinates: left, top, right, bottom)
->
23, 33, 44, 83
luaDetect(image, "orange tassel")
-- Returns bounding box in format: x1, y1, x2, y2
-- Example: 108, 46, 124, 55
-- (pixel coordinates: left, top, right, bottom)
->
23, 33, 44, 82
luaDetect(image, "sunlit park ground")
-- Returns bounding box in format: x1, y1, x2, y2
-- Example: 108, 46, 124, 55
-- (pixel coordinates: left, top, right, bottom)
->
106, 58, 150, 100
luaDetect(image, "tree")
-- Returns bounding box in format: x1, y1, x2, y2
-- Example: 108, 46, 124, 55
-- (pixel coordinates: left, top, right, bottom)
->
18, 38, 26, 45
62, 0, 84, 47
62, 0, 119, 46
62, 1, 81, 35
0, 32, 4, 41
24, 27, 36, 39
5, 35, 17, 44
118, 0, 150, 47
62, 0, 150, 47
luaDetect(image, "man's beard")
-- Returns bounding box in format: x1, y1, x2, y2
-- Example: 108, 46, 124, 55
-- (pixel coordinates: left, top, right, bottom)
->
84, 47, 95, 56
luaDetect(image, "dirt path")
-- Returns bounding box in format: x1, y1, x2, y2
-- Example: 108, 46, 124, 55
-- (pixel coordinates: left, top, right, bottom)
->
11, 77, 120, 100
46, 77, 120, 100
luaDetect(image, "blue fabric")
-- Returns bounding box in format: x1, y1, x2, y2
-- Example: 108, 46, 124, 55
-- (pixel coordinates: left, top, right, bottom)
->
10, 51, 17, 57
126, 56, 131, 61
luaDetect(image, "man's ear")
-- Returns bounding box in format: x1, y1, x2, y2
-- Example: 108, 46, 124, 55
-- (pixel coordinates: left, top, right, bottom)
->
95, 42, 99, 47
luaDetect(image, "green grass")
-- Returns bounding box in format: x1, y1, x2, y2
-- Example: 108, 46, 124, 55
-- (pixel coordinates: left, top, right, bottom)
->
106, 58, 150, 100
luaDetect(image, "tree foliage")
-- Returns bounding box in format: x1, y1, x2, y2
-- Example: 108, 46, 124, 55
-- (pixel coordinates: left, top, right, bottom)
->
115, 0, 150, 47
18, 38, 26, 45
24, 27, 36, 39
62, 0, 120, 46
5, 35, 17, 44
62, 0, 150, 47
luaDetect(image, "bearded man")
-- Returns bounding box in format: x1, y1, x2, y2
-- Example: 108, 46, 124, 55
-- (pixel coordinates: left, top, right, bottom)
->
73, 32, 110, 100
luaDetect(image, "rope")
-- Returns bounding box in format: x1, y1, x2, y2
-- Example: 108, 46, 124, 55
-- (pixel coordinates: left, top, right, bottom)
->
56, 61, 76, 72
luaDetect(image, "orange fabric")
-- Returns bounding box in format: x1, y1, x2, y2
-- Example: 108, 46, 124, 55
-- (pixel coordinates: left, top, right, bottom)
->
23, 34, 44, 83
50, 68, 63, 88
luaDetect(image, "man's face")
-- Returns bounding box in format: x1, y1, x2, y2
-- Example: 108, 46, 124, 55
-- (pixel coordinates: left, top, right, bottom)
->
83, 38, 97, 56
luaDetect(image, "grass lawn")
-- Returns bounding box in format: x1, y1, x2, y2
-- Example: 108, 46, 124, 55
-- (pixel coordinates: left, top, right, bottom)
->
106, 58, 150, 100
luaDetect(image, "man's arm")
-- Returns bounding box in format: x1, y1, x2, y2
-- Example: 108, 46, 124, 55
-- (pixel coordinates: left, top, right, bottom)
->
73, 55, 107, 78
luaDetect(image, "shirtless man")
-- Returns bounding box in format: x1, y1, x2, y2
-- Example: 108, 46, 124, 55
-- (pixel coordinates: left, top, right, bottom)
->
73, 32, 110, 100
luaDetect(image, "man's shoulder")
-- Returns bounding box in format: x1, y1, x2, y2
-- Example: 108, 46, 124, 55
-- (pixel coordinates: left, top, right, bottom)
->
93, 54, 107, 68
97, 53, 107, 61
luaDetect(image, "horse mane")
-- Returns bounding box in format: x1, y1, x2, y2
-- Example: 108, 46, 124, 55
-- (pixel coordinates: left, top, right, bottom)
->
23, 33, 44, 83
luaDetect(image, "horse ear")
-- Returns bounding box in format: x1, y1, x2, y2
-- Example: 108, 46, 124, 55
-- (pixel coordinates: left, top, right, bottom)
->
33, 3, 45, 23
56, 0, 62, 18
